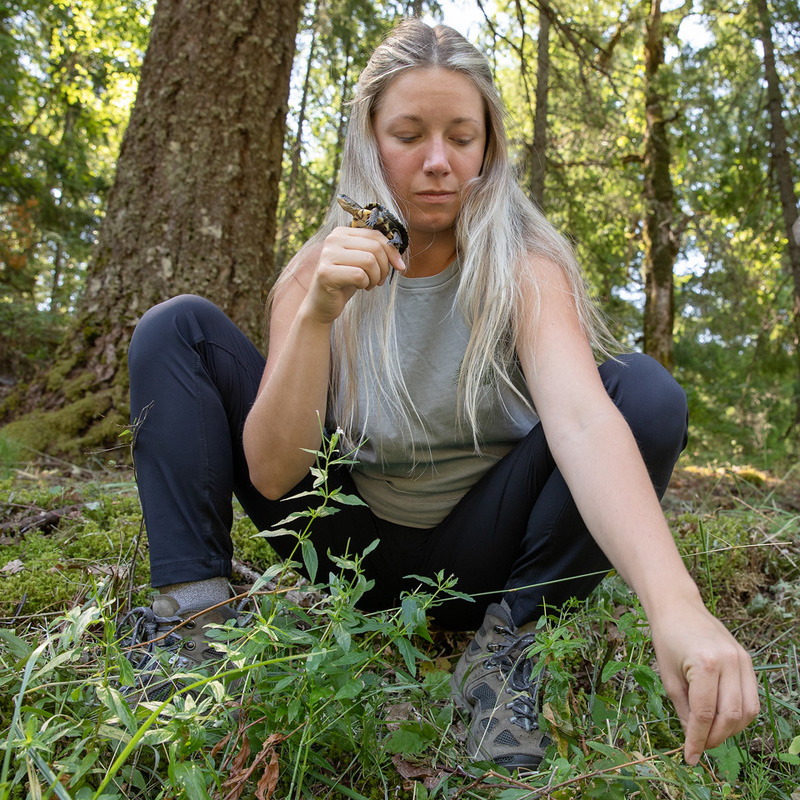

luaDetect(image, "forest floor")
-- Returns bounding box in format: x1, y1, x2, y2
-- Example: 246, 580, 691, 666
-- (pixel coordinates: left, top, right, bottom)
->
0, 452, 798, 799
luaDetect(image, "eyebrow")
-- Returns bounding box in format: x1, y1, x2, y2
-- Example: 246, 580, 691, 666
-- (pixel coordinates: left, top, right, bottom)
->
388, 114, 482, 126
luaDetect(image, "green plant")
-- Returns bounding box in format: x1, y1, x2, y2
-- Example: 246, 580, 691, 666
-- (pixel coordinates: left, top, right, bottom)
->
0, 450, 798, 798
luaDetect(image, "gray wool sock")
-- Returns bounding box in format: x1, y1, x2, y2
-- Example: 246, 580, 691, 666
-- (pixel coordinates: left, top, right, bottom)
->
159, 577, 230, 612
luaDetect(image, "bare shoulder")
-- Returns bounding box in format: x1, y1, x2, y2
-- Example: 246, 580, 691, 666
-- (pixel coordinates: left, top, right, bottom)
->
524, 251, 573, 291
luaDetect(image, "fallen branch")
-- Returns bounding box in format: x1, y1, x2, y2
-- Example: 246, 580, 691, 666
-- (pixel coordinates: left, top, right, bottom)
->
0, 504, 83, 536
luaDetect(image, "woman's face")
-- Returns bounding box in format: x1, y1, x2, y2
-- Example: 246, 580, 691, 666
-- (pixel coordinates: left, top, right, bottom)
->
372, 67, 487, 246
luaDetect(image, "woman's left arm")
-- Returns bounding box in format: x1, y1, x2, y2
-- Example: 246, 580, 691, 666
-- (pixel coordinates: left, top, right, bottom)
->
517, 256, 760, 765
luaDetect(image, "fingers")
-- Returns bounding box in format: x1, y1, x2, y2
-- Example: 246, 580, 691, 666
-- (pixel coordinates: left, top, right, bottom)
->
321, 226, 403, 290
654, 609, 761, 767
684, 658, 721, 765
682, 645, 760, 765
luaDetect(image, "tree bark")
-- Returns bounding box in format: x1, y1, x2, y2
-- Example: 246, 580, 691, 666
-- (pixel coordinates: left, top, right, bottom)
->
641, 0, 678, 371
89, 0, 300, 342
1, 0, 301, 457
754, 0, 800, 430
331, 36, 353, 193
277, 0, 319, 267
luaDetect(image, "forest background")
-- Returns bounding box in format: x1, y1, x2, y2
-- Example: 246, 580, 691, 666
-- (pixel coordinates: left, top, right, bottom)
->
0, 1, 799, 798
0, 0, 799, 468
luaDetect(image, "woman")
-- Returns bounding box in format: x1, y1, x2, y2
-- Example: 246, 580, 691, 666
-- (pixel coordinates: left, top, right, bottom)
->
128, 19, 758, 770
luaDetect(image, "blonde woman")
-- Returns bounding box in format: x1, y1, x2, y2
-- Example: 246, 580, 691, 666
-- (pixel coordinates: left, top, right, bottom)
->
128, 19, 758, 769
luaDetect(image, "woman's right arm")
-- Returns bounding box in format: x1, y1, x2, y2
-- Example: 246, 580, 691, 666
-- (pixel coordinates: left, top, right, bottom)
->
243, 226, 403, 499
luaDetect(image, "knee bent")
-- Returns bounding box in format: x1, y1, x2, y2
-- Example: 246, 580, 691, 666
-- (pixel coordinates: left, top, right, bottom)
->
129, 295, 218, 365
602, 353, 688, 458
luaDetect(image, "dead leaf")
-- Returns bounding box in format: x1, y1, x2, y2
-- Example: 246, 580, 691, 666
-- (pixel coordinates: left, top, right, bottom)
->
1, 559, 24, 576
391, 755, 445, 791
218, 735, 252, 800
385, 702, 415, 727
219, 732, 285, 800
254, 749, 280, 800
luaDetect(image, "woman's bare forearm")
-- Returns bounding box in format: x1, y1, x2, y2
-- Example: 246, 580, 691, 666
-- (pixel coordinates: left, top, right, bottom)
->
243, 305, 333, 500
544, 405, 700, 614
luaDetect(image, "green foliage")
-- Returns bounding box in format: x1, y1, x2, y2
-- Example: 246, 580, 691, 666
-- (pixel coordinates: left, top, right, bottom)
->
0, 302, 66, 384
484, 0, 800, 462
0, 475, 149, 618
0, 0, 153, 332
0, 447, 798, 798
669, 0, 799, 464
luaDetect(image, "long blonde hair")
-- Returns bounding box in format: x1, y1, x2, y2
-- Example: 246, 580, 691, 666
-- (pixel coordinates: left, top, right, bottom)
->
272, 19, 617, 454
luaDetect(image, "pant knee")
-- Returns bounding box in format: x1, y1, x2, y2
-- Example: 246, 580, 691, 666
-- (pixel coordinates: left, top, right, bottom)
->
601, 353, 688, 465
129, 295, 218, 365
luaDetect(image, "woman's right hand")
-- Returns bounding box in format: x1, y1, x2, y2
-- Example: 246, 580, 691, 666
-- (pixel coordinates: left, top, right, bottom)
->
303, 226, 406, 324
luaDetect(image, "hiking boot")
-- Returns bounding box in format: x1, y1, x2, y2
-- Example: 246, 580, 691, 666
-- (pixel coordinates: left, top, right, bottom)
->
118, 594, 243, 703
450, 600, 550, 769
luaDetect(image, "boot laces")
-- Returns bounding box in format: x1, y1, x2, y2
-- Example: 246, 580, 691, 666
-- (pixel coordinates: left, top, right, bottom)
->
117, 606, 186, 671
485, 626, 541, 732
118, 601, 252, 669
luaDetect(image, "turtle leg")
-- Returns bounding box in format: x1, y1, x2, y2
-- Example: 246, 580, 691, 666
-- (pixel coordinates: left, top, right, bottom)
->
366, 207, 381, 228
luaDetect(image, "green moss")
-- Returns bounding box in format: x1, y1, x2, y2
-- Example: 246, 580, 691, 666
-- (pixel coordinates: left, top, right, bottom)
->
0, 480, 149, 620
1, 391, 115, 458
45, 353, 80, 394
0, 386, 23, 418
731, 466, 767, 487
0, 479, 281, 622
62, 371, 99, 403
0, 432, 26, 477
81, 319, 106, 345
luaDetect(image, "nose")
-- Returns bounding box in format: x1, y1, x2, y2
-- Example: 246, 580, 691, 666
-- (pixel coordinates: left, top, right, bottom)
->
423, 137, 451, 175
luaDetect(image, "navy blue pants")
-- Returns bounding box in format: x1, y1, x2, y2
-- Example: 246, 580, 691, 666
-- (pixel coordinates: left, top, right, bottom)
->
128, 295, 688, 630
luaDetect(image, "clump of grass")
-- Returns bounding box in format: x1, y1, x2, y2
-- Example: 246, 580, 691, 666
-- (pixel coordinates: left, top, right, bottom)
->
0, 455, 797, 798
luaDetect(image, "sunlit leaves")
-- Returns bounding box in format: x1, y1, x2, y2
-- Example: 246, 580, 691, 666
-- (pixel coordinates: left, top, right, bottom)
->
0, 0, 153, 313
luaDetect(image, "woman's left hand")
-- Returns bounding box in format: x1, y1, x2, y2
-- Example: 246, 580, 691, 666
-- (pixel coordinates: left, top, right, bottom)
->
649, 599, 760, 765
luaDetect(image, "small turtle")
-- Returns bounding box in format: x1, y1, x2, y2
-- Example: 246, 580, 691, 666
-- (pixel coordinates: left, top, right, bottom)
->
337, 194, 409, 255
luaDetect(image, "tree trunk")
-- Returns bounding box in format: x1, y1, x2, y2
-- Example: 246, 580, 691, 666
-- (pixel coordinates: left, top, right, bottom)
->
641, 0, 678, 371
276, 0, 319, 267
529, 5, 550, 210
331, 36, 353, 194
754, 0, 800, 430
1, 0, 301, 458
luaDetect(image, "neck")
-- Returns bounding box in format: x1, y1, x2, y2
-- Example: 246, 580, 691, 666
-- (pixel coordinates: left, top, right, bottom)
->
404, 234, 458, 279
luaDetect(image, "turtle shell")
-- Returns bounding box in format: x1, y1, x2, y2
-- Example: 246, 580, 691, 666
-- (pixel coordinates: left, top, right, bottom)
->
337, 194, 409, 255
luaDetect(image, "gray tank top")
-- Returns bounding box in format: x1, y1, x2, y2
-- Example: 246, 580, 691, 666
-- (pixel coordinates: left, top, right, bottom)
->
349, 259, 540, 528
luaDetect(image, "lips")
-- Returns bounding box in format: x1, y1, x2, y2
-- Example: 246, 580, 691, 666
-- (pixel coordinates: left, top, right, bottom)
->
415, 191, 457, 203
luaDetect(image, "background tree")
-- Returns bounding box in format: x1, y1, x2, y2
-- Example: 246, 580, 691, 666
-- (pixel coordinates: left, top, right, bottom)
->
1, 0, 302, 456
484, 0, 647, 344
754, 0, 800, 432
478, 0, 798, 460
2, 0, 799, 466
0, 0, 150, 382
641, 0, 680, 370
671, 0, 798, 458
530, 3, 549, 209
275, 0, 440, 266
